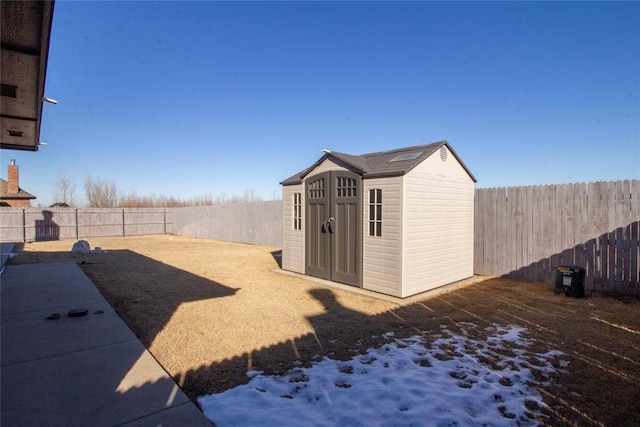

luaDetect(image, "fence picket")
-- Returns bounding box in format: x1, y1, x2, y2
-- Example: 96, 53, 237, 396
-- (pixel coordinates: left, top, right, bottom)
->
473, 180, 639, 294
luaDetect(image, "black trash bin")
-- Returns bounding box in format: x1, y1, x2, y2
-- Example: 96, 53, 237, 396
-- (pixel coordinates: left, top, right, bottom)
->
555, 265, 586, 297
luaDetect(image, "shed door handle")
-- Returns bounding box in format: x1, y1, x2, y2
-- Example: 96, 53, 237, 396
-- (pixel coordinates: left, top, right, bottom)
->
322, 217, 334, 234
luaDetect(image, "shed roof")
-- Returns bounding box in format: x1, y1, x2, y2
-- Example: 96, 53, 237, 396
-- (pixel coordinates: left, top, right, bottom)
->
0, 178, 36, 200
281, 140, 476, 185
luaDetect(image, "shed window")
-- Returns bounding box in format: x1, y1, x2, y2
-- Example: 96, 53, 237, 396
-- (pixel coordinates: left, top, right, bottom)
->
309, 178, 325, 199
337, 177, 357, 197
293, 192, 302, 230
368, 189, 382, 237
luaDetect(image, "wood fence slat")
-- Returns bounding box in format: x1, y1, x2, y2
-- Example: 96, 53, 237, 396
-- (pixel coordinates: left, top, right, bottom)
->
473, 190, 481, 273
612, 181, 620, 291
577, 183, 591, 289
621, 180, 631, 292
541, 185, 552, 282
551, 184, 562, 273
598, 182, 609, 292
486, 188, 496, 276
631, 180, 640, 293
612, 181, 623, 291
515, 186, 525, 280
503, 187, 512, 277
532, 186, 542, 282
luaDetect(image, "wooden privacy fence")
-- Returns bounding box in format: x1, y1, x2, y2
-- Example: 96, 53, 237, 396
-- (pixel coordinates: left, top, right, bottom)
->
2, 181, 638, 294
0, 203, 283, 247
0, 208, 174, 242
474, 180, 640, 295
171, 200, 282, 247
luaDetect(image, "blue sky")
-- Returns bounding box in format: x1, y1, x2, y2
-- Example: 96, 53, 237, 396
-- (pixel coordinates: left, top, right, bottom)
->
4, 1, 639, 206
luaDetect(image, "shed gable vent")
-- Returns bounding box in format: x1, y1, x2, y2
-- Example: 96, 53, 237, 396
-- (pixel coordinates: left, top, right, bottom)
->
439, 146, 447, 162
388, 151, 423, 162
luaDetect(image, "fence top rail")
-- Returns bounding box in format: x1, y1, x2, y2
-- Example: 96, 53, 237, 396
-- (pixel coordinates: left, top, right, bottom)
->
476, 179, 639, 192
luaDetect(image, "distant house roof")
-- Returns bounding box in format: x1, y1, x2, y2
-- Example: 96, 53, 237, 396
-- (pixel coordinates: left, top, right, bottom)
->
0, 178, 36, 200
281, 140, 476, 185
50, 202, 70, 207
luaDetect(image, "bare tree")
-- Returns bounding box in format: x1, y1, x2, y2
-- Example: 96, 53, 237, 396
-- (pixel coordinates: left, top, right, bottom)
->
84, 176, 120, 207
52, 172, 76, 206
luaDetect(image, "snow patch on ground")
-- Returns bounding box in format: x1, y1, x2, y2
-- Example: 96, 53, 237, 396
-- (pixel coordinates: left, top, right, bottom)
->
199, 324, 565, 426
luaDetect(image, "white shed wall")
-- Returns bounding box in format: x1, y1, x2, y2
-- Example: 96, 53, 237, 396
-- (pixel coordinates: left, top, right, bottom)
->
401, 149, 474, 297
282, 184, 305, 274
362, 176, 403, 297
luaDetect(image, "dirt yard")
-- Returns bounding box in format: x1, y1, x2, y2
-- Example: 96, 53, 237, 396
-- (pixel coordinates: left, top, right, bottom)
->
8, 235, 640, 426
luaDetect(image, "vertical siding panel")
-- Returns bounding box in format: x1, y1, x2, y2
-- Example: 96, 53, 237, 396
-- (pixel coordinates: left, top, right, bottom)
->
282, 185, 304, 273
362, 176, 402, 296
402, 174, 473, 296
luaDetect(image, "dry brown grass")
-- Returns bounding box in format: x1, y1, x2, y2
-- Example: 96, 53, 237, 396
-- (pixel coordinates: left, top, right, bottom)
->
9, 235, 640, 426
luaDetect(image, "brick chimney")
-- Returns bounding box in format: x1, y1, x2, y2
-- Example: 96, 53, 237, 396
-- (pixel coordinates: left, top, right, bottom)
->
8, 159, 19, 195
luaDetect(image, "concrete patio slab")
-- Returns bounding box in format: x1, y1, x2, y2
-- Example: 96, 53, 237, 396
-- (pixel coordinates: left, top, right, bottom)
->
1, 261, 211, 426
1, 302, 137, 366
120, 401, 215, 427
1, 262, 105, 315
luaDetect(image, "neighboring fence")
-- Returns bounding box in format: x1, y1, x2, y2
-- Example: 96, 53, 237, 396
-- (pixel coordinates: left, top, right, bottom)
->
474, 180, 640, 294
0, 208, 174, 242
171, 200, 282, 247
0, 202, 282, 247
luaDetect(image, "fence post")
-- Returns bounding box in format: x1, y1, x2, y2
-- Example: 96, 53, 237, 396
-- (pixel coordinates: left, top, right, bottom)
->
75, 209, 79, 239
163, 208, 167, 235
22, 209, 26, 242
122, 209, 126, 237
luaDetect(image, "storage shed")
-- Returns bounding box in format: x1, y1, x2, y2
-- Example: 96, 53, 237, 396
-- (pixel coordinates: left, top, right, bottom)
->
281, 140, 477, 298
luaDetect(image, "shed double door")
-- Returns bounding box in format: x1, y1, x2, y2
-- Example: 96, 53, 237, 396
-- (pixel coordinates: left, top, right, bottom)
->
306, 171, 362, 287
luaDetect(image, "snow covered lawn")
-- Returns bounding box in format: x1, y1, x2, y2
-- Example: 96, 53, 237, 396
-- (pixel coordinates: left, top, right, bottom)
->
199, 324, 566, 426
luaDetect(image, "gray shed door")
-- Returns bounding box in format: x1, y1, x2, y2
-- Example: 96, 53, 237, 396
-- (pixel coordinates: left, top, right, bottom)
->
305, 171, 362, 287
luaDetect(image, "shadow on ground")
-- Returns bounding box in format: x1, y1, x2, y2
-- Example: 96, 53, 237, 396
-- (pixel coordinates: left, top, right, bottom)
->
180, 280, 640, 427
6, 248, 238, 348
8, 244, 640, 427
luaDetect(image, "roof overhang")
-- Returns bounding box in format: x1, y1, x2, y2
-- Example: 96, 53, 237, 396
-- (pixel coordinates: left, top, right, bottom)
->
1, 1, 55, 151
